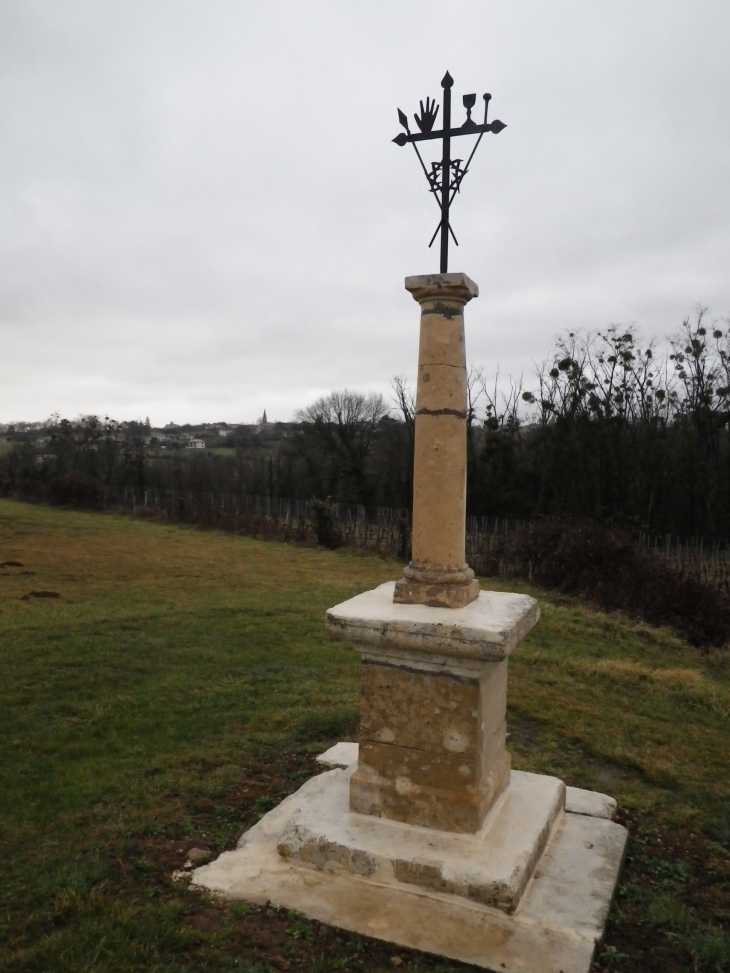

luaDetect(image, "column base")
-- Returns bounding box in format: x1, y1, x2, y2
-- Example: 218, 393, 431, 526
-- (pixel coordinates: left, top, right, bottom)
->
393, 576, 480, 608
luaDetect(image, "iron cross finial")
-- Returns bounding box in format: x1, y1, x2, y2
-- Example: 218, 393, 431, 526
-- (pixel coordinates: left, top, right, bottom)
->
393, 71, 506, 273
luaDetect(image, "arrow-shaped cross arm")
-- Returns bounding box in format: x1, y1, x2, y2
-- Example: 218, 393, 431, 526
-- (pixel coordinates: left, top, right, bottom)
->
392, 120, 506, 146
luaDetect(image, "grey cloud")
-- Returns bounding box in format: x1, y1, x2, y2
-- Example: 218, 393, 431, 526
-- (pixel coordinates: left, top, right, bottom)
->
1, 0, 729, 423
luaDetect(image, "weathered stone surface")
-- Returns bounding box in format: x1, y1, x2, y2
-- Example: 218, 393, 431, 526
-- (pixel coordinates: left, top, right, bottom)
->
326, 581, 540, 663
566, 786, 618, 820
359, 660, 484, 753
523, 812, 628, 939
349, 742, 510, 833
349, 655, 511, 831
193, 766, 628, 973
393, 577, 479, 608
394, 273, 479, 608
404, 273, 479, 305
278, 766, 564, 914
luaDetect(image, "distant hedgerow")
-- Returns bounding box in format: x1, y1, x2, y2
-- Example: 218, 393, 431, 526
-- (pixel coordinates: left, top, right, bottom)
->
472, 517, 730, 648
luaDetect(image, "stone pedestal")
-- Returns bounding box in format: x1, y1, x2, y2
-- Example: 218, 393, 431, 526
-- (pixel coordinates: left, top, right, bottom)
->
192, 544, 628, 973
325, 581, 539, 832
394, 274, 480, 609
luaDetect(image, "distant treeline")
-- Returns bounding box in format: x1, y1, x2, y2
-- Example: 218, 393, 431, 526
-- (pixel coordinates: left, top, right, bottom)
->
3, 307, 730, 537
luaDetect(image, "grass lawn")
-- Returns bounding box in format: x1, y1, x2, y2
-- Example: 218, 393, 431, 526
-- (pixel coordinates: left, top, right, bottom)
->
1, 498, 729, 973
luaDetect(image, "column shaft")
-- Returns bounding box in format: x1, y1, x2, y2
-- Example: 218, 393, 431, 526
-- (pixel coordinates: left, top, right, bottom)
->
394, 273, 479, 608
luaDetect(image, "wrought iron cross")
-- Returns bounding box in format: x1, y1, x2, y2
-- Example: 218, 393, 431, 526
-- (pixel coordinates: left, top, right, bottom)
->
393, 71, 506, 273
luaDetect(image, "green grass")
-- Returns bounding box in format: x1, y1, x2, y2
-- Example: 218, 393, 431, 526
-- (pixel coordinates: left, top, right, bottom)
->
502, 582, 730, 827
0, 498, 728, 972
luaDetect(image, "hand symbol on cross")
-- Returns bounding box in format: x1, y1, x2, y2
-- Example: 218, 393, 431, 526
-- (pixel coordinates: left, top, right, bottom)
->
414, 97, 439, 134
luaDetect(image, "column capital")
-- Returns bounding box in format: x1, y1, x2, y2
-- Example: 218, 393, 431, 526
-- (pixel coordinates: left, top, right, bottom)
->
405, 273, 479, 306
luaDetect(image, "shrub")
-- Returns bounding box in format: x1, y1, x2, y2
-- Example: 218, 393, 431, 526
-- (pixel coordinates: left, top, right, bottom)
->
309, 497, 341, 549
473, 518, 730, 648
48, 473, 106, 510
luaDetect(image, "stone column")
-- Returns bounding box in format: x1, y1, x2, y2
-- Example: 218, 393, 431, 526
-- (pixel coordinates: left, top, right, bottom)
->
394, 273, 479, 609
325, 272, 539, 834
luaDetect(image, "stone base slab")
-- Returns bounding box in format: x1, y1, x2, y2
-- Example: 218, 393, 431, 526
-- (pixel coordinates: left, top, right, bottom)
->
193, 764, 628, 973
278, 765, 564, 914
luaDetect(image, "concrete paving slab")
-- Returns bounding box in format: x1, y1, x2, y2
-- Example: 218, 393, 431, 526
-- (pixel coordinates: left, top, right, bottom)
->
523, 812, 628, 940
566, 786, 617, 820
193, 768, 627, 973
316, 741, 358, 769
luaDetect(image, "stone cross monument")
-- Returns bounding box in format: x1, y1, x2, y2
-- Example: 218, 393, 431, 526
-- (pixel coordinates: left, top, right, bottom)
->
193, 72, 629, 973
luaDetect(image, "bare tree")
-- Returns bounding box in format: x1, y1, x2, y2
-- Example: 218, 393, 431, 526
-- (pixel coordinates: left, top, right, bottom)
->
391, 375, 415, 506
391, 375, 415, 431
296, 389, 388, 503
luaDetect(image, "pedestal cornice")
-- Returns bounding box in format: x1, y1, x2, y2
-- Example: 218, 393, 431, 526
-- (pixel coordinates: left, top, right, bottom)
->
325, 581, 539, 663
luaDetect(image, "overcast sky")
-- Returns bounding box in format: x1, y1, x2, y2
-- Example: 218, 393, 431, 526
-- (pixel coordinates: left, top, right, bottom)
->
1, 1, 728, 425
